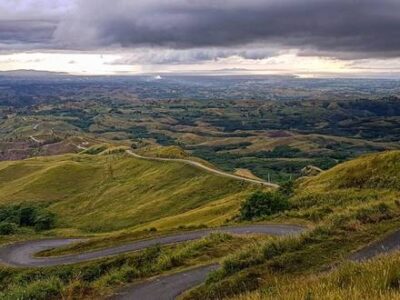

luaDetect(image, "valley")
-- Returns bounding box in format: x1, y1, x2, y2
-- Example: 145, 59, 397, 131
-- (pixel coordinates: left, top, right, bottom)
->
1, 76, 400, 299
2, 1, 400, 298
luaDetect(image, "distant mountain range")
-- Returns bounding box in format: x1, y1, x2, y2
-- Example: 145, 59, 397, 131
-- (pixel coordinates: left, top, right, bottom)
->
0, 70, 69, 77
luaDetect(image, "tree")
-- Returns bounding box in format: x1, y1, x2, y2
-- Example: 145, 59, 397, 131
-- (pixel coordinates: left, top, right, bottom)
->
0, 222, 17, 235
240, 191, 290, 220
34, 212, 56, 231
278, 180, 295, 197
19, 206, 37, 226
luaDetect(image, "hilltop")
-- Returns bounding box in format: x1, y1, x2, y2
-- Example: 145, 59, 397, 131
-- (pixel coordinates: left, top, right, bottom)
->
0, 152, 264, 234
300, 150, 400, 190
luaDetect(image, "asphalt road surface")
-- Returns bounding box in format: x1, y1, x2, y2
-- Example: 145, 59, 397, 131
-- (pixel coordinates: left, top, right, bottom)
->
2, 225, 400, 299
349, 229, 400, 262
110, 264, 220, 300
0, 224, 304, 268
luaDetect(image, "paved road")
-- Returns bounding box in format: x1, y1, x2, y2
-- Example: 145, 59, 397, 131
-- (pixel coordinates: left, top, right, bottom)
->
111, 264, 220, 300
126, 150, 279, 188
109, 227, 400, 300
2, 225, 400, 300
0, 224, 304, 268
349, 229, 400, 262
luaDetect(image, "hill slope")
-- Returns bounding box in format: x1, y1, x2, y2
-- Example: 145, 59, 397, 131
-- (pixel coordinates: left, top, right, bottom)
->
0, 153, 263, 233
300, 150, 400, 191
182, 151, 400, 299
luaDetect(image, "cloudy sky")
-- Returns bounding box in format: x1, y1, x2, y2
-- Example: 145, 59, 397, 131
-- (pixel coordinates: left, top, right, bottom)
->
0, 0, 400, 77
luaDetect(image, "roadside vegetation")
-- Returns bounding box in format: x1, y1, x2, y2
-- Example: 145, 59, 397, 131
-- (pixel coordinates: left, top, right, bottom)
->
232, 251, 400, 300
0, 233, 265, 300
182, 151, 400, 299
239, 191, 290, 221
0, 204, 55, 235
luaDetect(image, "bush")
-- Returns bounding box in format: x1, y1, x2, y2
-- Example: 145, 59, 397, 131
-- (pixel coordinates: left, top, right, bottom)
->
0, 222, 17, 235
0, 204, 56, 233
355, 203, 393, 224
4, 277, 62, 300
278, 180, 295, 197
19, 206, 37, 227
34, 212, 56, 231
240, 191, 290, 220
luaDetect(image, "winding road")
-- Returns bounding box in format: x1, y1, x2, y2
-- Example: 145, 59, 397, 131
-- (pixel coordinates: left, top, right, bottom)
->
126, 150, 279, 188
111, 264, 220, 300
1, 225, 400, 299
1, 149, 398, 299
0, 224, 303, 299
349, 229, 400, 262
0, 224, 304, 268
111, 228, 400, 300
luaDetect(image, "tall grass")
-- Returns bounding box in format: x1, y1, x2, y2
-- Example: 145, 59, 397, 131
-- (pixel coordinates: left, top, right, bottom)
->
183, 202, 400, 299
0, 233, 239, 299
233, 251, 400, 300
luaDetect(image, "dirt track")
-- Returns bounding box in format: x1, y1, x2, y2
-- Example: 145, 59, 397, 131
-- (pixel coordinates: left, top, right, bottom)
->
126, 150, 279, 188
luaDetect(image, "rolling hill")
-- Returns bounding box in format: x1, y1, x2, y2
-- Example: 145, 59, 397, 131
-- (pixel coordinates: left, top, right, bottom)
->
299, 150, 400, 191
0, 152, 265, 234
182, 150, 400, 299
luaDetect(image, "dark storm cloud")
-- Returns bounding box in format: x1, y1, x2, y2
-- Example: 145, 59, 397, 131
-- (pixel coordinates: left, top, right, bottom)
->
0, 20, 56, 44
2, 0, 400, 59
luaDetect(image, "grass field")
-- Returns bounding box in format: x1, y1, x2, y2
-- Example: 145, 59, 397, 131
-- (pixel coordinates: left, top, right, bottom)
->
1, 149, 400, 300
0, 152, 264, 235
233, 251, 400, 300
182, 151, 400, 299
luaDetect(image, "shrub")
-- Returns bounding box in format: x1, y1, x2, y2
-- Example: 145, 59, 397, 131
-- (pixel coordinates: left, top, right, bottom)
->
278, 180, 295, 197
0, 204, 57, 233
19, 206, 37, 227
355, 203, 393, 224
4, 277, 62, 300
240, 191, 290, 220
0, 222, 17, 235
34, 212, 56, 231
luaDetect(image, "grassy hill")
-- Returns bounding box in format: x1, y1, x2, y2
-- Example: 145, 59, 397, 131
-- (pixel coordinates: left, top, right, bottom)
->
299, 150, 400, 191
233, 251, 400, 300
183, 151, 400, 299
0, 152, 263, 234
286, 151, 400, 222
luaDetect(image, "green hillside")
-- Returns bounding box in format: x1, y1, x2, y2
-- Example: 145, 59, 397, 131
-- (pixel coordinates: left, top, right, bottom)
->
300, 150, 400, 191
288, 151, 400, 219
0, 153, 262, 234
184, 151, 400, 299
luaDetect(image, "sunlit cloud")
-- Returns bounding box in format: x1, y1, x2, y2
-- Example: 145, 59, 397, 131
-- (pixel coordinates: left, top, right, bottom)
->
0, 0, 399, 77
0, 53, 141, 75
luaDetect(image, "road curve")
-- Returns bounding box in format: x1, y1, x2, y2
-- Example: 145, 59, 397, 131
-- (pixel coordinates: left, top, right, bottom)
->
126, 150, 279, 188
349, 229, 400, 262
0, 224, 304, 268
110, 228, 400, 300
111, 264, 220, 300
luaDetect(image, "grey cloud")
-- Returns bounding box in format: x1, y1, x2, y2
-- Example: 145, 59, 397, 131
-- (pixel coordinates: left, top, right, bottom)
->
1, 0, 400, 59
0, 0, 73, 52
51, 0, 400, 59
0, 20, 56, 45
110, 47, 278, 65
